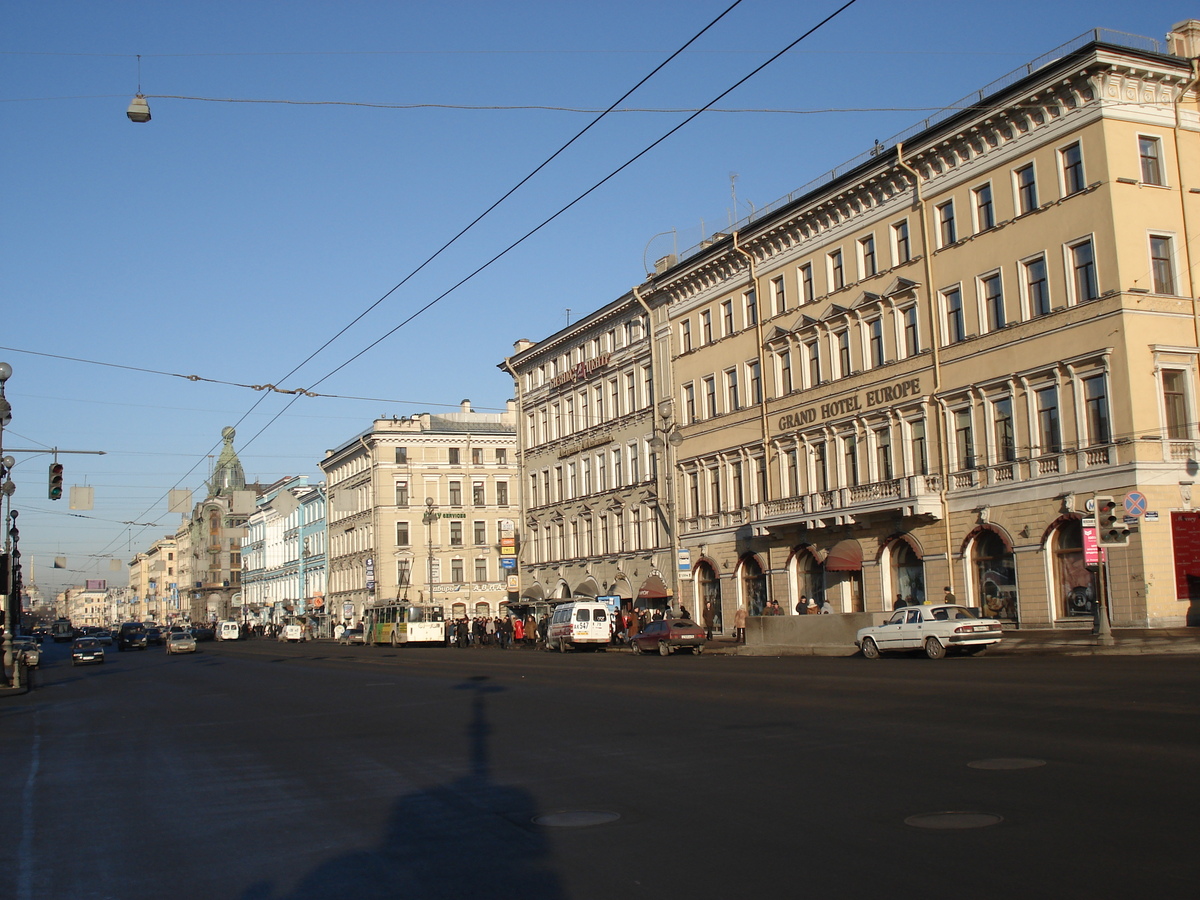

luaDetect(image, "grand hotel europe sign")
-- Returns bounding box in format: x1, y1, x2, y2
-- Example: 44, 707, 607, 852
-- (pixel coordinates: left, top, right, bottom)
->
775, 376, 923, 434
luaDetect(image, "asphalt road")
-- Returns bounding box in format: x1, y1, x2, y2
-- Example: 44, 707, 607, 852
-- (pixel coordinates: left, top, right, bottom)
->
1, 638, 1197, 900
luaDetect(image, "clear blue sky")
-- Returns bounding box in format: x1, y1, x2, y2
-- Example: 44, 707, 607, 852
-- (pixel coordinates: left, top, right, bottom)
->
0, 0, 1187, 599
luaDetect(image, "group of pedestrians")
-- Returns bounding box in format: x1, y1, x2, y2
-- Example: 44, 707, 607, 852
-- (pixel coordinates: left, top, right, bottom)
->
446, 614, 547, 649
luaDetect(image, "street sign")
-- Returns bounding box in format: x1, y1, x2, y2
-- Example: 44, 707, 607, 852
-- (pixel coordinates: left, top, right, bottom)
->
1124, 491, 1147, 517
677, 548, 691, 572
500, 557, 516, 570
1082, 523, 1099, 566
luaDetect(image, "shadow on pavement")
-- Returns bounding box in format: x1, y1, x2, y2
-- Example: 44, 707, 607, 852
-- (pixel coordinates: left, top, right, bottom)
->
238, 675, 566, 900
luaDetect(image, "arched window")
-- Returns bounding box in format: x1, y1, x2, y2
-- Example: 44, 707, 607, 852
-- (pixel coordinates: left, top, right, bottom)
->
888, 540, 925, 608
451, 602, 467, 619
971, 530, 1018, 621
474, 601, 490, 616
740, 555, 768, 616
1053, 519, 1095, 618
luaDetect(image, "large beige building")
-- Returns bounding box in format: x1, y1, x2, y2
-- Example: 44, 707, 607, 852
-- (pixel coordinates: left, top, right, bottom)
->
506, 22, 1200, 630
321, 402, 518, 625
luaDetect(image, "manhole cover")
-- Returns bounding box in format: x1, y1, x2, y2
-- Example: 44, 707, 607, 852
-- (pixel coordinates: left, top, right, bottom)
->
532, 810, 621, 828
904, 812, 1003, 830
967, 758, 1047, 770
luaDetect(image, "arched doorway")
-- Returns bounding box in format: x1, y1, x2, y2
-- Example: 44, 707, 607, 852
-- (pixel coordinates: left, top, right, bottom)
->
887, 538, 926, 608
695, 561, 722, 631
824, 539, 864, 612
970, 529, 1018, 621
788, 547, 823, 612
1052, 518, 1095, 619
740, 555, 768, 616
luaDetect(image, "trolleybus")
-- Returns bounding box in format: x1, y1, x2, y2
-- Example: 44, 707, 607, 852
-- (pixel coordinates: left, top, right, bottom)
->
364, 601, 446, 646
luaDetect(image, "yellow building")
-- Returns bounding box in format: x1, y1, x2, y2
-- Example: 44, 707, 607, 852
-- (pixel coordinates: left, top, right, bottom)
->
508, 22, 1200, 630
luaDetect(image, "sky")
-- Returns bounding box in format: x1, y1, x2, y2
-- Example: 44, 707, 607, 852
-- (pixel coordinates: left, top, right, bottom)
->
0, 0, 1190, 599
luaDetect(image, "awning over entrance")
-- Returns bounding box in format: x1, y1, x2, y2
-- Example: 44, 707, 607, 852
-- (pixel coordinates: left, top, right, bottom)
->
521, 582, 545, 601
637, 573, 670, 599
574, 576, 599, 597
825, 539, 863, 572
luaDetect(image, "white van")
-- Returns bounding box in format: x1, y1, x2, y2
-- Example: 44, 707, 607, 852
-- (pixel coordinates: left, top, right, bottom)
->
216, 621, 240, 641
545, 601, 612, 652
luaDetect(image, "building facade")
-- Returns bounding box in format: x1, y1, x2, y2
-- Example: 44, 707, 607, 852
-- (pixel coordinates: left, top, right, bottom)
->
507, 22, 1200, 630
321, 402, 518, 626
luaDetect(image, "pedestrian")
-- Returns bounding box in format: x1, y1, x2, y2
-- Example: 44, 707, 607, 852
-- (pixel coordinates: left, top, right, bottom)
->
894, 593, 906, 610
702, 601, 715, 641
820, 598, 834, 614
942, 586, 956, 604
734, 605, 747, 643
796, 595, 807, 615
806, 597, 820, 614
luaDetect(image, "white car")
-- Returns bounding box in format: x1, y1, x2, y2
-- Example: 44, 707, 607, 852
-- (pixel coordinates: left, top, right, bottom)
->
856, 604, 1003, 659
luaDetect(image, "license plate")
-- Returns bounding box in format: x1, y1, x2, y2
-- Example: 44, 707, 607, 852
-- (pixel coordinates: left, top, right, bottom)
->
679, 634, 695, 639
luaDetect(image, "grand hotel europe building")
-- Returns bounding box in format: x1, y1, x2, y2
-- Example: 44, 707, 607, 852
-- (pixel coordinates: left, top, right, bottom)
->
501, 22, 1200, 631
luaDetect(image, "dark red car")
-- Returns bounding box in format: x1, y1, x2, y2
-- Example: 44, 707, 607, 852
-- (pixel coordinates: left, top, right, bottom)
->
629, 619, 706, 656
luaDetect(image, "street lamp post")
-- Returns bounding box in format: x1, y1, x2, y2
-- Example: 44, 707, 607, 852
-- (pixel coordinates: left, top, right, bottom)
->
0, 361, 17, 688
423, 498, 438, 615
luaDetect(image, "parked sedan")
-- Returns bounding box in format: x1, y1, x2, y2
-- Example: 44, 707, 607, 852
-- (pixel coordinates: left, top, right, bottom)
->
629, 619, 707, 656
165, 632, 197, 655
856, 604, 1003, 659
71, 638, 106, 666
337, 628, 365, 646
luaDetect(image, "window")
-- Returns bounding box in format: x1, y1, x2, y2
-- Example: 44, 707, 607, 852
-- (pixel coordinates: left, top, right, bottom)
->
395, 481, 409, 507
397, 560, 412, 587
451, 559, 464, 583
1083, 375, 1111, 445
992, 397, 1015, 463
472, 481, 485, 505
683, 383, 696, 423
800, 263, 815, 303
858, 234, 877, 278
496, 481, 509, 506
448, 481, 462, 506
836, 330, 851, 376
731, 460, 744, 508
1151, 234, 1176, 294
1015, 163, 1038, 214
612, 448, 623, 486
725, 368, 740, 411
1069, 238, 1099, 302
813, 443, 828, 492
473, 520, 486, 544
395, 447, 408, 464
609, 379, 619, 419
704, 376, 717, 418
448, 447, 461, 465
777, 349, 793, 395
745, 289, 758, 326
1060, 142, 1085, 195
680, 319, 692, 352
722, 299, 735, 336
981, 272, 1005, 331
475, 559, 488, 582
495, 448, 507, 464
937, 201, 957, 247
973, 183, 995, 231
701, 310, 713, 344
1036, 386, 1061, 454
1162, 369, 1190, 439
954, 408, 975, 469
806, 341, 821, 387
911, 420, 928, 475
1139, 135, 1164, 185
842, 436, 859, 486
471, 447, 484, 465
942, 286, 965, 344
868, 318, 884, 367
770, 276, 786, 316
1024, 255, 1051, 316
902, 306, 920, 357
892, 220, 911, 264
748, 360, 763, 405
395, 522, 410, 546
828, 249, 845, 290
875, 427, 893, 480
626, 371, 637, 412
449, 521, 463, 546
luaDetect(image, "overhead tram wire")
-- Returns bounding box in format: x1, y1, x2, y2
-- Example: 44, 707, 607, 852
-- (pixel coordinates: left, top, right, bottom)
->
86, 0, 751, 561
237, 0, 864, 454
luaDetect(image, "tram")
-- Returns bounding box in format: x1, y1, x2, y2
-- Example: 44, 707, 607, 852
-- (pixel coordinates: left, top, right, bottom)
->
364, 601, 446, 646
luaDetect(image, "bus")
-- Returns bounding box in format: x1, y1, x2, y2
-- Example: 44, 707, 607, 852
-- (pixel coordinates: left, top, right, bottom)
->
364, 601, 446, 647
50, 618, 75, 642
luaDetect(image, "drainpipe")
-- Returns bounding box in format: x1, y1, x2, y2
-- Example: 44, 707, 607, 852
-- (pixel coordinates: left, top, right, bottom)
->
501, 357, 526, 596
732, 231, 774, 506
1172, 57, 1200, 344
896, 142, 956, 595
357, 432, 377, 624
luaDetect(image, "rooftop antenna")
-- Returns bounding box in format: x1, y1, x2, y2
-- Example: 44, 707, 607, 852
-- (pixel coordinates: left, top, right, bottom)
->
729, 172, 739, 227
565, 308, 572, 327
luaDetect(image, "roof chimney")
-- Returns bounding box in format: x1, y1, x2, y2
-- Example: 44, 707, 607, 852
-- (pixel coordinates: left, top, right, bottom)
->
1168, 19, 1200, 58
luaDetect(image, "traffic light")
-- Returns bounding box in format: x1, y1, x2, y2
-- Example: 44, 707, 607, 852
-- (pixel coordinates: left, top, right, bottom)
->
48, 462, 64, 500
1096, 495, 1129, 544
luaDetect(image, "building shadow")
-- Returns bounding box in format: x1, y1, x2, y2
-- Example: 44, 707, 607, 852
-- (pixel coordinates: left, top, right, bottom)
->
238, 675, 565, 900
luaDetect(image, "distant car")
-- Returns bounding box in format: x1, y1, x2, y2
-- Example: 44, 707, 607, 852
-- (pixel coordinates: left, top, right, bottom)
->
71, 638, 105, 666
629, 619, 707, 656
145, 627, 165, 646
165, 632, 197, 655
117, 623, 149, 651
190, 626, 215, 642
14, 639, 41, 668
89, 630, 114, 646
856, 604, 1003, 660
279, 623, 306, 642
338, 628, 365, 645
